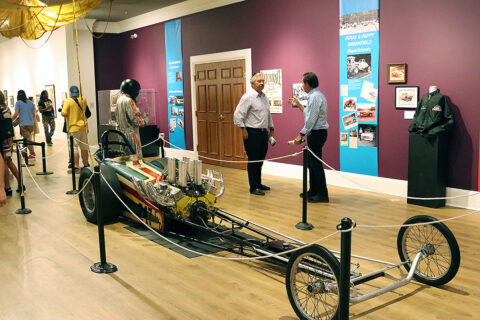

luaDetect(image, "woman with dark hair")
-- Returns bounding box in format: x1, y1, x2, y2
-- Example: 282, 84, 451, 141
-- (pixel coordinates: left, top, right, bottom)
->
0, 91, 20, 195
12, 90, 37, 160
38, 90, 55, 146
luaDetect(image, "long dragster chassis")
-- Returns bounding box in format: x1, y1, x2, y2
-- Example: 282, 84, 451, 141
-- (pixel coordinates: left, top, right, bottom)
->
78, 130, 461, 320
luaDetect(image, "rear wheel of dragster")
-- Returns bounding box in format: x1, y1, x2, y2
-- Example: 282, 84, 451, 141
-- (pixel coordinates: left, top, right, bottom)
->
78, 165, 122, 224
397, 215, 460, 287
286, 244, 340, 320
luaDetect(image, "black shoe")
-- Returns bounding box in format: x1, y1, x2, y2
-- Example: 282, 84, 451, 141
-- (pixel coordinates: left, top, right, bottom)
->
299, 191, 315, 198
16, 185, 26, 193
5, 188, 12, 196
250, 188, 265, 196
68, 163, 73, 169
259, 184, 270, 191
308, 195, 329, 203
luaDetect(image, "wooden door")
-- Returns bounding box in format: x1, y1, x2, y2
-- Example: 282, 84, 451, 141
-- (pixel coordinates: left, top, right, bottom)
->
195, 59, 247, 169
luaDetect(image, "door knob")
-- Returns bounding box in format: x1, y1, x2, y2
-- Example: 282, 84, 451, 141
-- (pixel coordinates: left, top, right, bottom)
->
219, 114, 224, 120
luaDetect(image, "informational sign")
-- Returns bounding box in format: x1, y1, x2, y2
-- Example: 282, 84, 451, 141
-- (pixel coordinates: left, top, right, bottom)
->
260, 69, 282, 113
165, 19, 186, 149
339, 0, 379, 176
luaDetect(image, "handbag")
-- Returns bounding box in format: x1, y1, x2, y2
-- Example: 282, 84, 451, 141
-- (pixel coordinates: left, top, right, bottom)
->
12, 117, 19, 127
0, 115, 14, 140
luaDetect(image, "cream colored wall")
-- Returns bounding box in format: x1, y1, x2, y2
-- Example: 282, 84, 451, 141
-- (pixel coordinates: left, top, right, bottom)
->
0, 28, 69, 141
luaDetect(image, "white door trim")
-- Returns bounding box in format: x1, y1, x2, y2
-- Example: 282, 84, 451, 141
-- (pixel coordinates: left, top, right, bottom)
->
189, 48, 252, 156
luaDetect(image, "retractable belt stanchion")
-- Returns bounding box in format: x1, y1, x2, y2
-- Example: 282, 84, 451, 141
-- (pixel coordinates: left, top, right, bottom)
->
91, 165, 117, 274
337, 217, 354, 320
296, 146, 313, 230
66, 135, 78, 195
15, 144, 31, 215
36, 141, 53, 175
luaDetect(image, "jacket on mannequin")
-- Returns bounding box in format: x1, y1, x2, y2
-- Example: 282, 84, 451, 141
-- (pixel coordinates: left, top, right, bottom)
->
408, 88, 454, 136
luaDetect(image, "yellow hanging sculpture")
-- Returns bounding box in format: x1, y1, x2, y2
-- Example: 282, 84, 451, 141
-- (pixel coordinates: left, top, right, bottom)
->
0, 0, 102, 40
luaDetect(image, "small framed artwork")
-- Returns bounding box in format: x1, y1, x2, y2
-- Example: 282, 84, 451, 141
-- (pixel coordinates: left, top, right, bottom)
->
395, 86, 419, 109
387, 63, 407, 84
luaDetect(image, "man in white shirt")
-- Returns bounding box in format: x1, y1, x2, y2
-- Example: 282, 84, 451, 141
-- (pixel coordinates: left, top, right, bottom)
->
234, 73, 274, 196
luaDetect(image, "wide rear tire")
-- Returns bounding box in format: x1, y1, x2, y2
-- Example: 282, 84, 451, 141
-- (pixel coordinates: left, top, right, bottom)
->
78, 165, 122, 224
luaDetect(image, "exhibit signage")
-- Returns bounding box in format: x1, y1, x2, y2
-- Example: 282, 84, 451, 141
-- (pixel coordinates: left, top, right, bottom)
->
165, 19, 186, 149
339, 0, 379, 176
260, 69, 282, 114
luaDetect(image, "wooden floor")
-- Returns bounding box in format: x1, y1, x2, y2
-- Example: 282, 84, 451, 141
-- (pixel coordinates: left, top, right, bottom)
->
1, 139, 479, 320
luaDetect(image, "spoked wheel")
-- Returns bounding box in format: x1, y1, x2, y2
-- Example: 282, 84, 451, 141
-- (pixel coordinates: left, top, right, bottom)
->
397, 215, 460, 286
286, 244, 340, 320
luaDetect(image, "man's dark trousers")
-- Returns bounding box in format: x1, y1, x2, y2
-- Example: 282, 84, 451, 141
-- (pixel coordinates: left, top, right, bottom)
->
243, 127, 268, 192
307, 129, 328, 199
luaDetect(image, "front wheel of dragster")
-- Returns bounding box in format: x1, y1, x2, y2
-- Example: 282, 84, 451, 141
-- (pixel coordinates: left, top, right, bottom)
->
78, 165, 122, 224
286, 244, 340, 320
397, 215, 460, 287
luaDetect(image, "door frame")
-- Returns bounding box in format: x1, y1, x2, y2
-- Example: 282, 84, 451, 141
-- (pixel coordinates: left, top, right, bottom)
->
190, 48, 252, 155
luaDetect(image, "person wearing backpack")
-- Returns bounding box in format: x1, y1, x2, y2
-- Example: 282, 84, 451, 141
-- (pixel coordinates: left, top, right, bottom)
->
61, 85, 91, 171
38, 90, 55, 146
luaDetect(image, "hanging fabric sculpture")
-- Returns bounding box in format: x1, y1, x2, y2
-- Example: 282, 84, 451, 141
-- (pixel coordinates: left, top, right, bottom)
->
0, 0, 101, 40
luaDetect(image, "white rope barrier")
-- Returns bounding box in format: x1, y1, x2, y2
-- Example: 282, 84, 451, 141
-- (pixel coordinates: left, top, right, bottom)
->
100, 172, 340, 260
306, 147, 480, 201
18, 151, 94, 203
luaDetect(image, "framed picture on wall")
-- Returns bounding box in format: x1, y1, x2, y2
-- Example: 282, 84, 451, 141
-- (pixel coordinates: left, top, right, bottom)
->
387, 63, 407, 84
395, 86, 419, 109
45, 84, 57, 117
9, 96, 14, 108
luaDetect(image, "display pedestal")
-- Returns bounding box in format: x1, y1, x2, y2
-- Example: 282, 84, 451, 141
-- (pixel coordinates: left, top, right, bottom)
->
407, 134, 448, 208
140, 125, 160, 157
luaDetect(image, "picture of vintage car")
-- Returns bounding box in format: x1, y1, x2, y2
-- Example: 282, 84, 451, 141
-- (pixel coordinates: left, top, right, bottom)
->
347, 54, 372, 79
400, 92, 413, 102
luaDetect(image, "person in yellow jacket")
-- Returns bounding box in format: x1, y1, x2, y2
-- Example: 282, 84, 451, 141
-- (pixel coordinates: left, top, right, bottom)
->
61, 85, 90, 170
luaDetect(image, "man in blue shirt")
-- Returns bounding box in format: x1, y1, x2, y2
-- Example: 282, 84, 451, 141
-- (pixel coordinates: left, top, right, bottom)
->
12, 90, 37, 160
288, 72, 329, 203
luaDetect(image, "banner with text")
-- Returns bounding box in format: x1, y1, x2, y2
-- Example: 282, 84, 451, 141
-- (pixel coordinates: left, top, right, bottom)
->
165, 19, 186, 149
339, 0, 379, 176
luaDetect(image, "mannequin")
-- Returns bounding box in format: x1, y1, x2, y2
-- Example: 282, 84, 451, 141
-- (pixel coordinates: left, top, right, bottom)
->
429, 85, 438, 93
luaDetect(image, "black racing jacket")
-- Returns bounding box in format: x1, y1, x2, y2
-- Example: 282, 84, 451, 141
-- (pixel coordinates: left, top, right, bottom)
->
408, 89, 454, 136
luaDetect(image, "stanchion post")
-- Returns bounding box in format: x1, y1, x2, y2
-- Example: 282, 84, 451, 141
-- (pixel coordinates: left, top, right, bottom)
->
36, 142, 53, 175
15, 144, 31, 215
66, 135, 78, 194
338, 217, 354, 320
91, 165, 117, 274
296, 146, 313, 230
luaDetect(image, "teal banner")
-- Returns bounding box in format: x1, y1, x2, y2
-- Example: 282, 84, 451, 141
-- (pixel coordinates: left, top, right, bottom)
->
165, 19, 186, 149
339, 0, 379, 176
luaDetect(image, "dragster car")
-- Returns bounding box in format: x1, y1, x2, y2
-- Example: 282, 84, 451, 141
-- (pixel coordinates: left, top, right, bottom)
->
78, 130, 461, 320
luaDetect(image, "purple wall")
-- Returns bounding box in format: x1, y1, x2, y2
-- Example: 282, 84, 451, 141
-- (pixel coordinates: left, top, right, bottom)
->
93, 0, 480, 190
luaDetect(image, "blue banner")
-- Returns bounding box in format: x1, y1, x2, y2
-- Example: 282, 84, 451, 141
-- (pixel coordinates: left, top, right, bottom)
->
165, 19, 186, 149
339, 0, 379, 176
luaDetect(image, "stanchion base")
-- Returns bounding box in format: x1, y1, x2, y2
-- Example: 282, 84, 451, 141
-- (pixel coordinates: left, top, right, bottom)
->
16, 208, 32, 214
66, 190, 79, 195
90, 262, 118, 274
296, 221, 314, 230
21, 163, 35, 167
36, 171, 54, 175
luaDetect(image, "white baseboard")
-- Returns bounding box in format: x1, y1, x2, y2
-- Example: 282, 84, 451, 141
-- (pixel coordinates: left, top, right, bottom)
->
163, 148, 480, 211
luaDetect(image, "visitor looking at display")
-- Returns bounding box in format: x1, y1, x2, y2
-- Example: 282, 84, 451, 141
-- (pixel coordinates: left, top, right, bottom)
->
288, 72, 329, 203
233, 73, 275, 196
0, 91, 20, 196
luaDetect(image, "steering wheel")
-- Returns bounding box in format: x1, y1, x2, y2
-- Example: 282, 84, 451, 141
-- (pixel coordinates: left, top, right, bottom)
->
99, 129, 136, 161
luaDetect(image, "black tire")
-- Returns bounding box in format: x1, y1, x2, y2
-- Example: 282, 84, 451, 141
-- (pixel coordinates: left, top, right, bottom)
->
286, 244, 340, 320
78, 165, 122, 224
397, 215, 460, 286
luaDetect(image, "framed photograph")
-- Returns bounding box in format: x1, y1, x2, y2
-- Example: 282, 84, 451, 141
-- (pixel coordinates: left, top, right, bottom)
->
45, 84, 57, 117
387, 63, 407, 84
9, 96, 14, 108
395, 86, 419, 109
